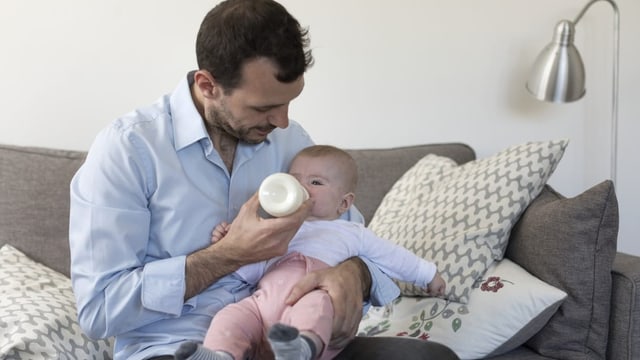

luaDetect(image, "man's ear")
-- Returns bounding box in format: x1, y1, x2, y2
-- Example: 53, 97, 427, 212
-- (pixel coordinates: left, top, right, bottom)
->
339, 192, 356, 214
193, 70, 222, 99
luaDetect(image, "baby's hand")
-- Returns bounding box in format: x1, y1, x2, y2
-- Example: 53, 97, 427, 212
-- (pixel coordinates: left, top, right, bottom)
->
211, 222, 231, 243
427, 272, 446, 297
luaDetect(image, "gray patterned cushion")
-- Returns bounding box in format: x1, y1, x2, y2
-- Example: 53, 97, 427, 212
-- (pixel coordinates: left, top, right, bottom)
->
368, 140, 568, 303
0, 245, 112, 359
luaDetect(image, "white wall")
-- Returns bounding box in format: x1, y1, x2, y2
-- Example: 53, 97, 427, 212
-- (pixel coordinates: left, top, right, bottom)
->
1, 0, 638, 255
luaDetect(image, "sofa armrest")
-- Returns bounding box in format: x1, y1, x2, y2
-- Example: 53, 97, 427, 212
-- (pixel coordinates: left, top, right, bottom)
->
607, 252, 640, 360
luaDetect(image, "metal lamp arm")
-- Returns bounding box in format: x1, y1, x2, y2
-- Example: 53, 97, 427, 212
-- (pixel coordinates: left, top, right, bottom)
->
572, 0, 620, 184
574, 0, 618, 25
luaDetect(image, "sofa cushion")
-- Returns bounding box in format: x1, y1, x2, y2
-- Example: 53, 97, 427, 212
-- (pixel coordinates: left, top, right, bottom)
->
346, 143, 476, 225
0, 144, 86, 277
368, 140, 567, 303
506, 181, 618, 359
358, 258, 567, 359
0, 244, 112, 358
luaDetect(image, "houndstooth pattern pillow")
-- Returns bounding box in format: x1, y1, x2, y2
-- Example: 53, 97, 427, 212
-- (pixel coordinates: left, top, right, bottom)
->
368, 140, 568, 303
0, 245, 113, 359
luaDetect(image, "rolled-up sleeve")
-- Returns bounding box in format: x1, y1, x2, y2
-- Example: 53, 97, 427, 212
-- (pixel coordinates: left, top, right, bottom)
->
142, 256, 186, 315
69, 126, 187, 339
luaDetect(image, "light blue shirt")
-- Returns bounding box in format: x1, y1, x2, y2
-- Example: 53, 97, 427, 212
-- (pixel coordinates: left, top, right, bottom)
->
69, 73, 399, 360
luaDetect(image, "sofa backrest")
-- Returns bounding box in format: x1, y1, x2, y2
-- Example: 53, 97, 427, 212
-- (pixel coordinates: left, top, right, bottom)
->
346, 143, 475, 225
0, 144, 86, 277
0, 142, 475, 278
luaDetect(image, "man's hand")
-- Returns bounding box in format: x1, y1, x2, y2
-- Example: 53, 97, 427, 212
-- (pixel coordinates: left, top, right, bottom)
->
185, 193, 311, 299
217, 193, 312, 263
286, 257, 371, 349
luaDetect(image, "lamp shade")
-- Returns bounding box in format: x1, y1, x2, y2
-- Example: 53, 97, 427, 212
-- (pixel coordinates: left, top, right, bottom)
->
526, 20, 586, 103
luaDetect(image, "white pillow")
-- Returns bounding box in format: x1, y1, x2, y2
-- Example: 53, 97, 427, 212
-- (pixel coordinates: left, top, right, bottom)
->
0, 245, 113, 359
368, 140, 568, 303
358, 258, 567, 359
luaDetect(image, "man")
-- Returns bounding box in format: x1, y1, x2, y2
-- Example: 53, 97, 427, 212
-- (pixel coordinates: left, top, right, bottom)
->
69, 1, 458, 359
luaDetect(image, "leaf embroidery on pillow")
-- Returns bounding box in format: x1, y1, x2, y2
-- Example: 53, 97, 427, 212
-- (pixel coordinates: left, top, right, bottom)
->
390, 298, 470, 338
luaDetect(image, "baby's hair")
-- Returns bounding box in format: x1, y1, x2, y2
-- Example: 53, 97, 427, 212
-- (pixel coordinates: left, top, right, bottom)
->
292, 145, 358, 192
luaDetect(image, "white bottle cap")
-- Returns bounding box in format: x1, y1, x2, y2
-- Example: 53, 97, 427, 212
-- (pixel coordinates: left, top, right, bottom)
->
258, 173, 309, 217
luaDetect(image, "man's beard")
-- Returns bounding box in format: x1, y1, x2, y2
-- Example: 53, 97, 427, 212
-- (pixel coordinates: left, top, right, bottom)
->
206, 102, 274, 145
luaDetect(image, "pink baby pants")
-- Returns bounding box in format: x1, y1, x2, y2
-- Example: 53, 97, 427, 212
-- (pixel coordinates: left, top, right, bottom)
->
203, 252, 341, 359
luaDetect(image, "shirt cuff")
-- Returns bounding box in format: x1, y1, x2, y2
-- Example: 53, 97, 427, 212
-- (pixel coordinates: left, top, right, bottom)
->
360, 257, 400, 306
141, 255, 187, 315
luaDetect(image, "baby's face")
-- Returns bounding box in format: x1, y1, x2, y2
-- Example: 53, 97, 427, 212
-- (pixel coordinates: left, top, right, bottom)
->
288, 155, 349, 221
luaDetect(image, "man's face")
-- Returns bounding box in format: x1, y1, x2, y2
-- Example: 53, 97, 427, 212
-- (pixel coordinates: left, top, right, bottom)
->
206, 58, 305, 144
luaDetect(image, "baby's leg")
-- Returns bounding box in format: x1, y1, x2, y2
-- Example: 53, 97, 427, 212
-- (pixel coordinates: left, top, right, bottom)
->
268, 323, 317, 360
201, 296, 265, 360
281, 288, 333, 351
263, 256, 336, 359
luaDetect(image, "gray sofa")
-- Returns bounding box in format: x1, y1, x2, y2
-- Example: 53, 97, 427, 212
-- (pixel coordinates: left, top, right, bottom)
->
1, 142, 639, 359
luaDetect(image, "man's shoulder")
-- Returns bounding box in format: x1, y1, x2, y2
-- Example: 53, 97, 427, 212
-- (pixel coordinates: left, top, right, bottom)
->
86, 94, 177, 164
110, 96, 171, 135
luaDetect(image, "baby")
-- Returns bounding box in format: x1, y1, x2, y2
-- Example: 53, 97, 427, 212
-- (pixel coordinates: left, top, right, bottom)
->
176, 145, 445, 360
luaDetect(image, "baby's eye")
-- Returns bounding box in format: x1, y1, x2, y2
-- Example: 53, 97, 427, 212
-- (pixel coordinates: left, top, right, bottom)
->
311, 180, 323, 186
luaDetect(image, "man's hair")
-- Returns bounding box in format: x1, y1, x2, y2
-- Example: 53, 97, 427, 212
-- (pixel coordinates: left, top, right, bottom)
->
294, 145, 358, 192
195, 0, 313, 92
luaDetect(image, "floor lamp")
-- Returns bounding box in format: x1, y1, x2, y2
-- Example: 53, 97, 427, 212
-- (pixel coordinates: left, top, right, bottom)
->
525, 0, 620, 184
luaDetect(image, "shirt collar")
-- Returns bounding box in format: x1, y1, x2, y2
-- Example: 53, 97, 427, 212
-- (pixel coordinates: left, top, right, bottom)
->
170, 72, 209, 151
169, 71, 276, 153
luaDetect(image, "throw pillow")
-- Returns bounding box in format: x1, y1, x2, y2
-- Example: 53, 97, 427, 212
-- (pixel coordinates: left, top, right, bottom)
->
357, 258, 568, 360
0, 245, 113, 359
506, 181, 618, 359
368, 140, 568, 303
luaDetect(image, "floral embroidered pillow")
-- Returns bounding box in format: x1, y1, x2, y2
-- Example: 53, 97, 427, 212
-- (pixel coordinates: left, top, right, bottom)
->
358, 259, 567, 359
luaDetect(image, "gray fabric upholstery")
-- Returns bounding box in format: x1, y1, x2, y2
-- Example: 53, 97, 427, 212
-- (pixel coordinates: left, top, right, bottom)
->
1, 141, 639, 360
486, 346, 555, 360
506, 181, 618, 359
0, 144, 86, 277
608, 252, 640, 360
346, 143, 475, 225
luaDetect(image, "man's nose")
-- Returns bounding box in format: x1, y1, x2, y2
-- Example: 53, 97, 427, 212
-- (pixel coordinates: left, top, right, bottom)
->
268, 105, 289, 129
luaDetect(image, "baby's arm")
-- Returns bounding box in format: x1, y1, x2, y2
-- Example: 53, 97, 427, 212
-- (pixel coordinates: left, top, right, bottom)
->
359, 227, 446, 297
211, 222, 231, 243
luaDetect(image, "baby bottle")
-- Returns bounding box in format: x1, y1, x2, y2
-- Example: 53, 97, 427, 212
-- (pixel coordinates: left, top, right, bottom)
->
258, 173, 309, 217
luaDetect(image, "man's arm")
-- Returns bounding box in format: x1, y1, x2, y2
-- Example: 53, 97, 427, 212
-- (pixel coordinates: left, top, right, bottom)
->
184, 243, 247, 300
330, 257, 372, 347
349, 257, 373, 300
70, 131, 186, 339
184, 194, 312, 299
